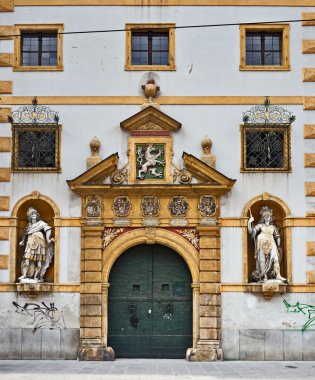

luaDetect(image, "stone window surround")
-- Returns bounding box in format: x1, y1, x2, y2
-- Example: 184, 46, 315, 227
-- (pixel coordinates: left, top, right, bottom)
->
239, 24, 290, 71
125, 23, 176, 71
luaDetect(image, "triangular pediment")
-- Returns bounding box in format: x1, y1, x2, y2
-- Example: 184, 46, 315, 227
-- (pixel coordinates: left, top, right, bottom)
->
120, 106, 181, 132
182, 152, 236, 189
67, 153, 119, 188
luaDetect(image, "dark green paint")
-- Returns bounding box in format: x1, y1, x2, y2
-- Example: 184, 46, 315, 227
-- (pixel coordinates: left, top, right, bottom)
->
108, 244, 192, 358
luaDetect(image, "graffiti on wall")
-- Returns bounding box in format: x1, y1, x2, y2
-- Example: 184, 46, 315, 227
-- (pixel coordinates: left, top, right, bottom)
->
12, 301, 65, 332
283, 299, 315, 331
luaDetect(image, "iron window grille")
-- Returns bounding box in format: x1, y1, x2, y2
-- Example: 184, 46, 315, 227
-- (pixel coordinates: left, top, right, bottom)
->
246, 32, 282, 66
131, 31, 169, 66
241, 97, 295, 172
21, 32, 58, 67
9, 98, 61, 172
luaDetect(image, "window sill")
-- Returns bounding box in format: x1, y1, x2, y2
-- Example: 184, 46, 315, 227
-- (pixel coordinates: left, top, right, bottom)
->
240, 169, 292, 173
11, 169, 62, 173
13, 65, 63, 72
125, 64, 176, 71
239, 65, 290, 71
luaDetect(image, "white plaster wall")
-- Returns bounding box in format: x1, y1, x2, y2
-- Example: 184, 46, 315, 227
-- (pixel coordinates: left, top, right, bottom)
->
221, 227, 243, 283
2, 6, 314, 96
0, 292, 80, 328
59, 227, 81, 283
222, 292, 315, 330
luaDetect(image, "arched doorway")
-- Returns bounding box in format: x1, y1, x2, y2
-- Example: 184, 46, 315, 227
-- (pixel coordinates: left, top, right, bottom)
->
108, 243, 193, 358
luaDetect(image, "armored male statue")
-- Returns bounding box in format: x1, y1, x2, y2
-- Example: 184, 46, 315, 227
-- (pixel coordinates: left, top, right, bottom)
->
18, 207, 54, 283
248, 206, 286, 283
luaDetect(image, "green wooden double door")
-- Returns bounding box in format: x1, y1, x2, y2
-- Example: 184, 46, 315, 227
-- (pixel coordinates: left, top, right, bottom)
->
108, 244, 192, 358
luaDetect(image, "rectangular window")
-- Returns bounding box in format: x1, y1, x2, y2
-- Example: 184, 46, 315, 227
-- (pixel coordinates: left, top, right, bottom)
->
240, 125, 291, 172
12, 124, 61, 172
240, 24, 290, 71
14, 24, 63, 71
125, 24, 175, 71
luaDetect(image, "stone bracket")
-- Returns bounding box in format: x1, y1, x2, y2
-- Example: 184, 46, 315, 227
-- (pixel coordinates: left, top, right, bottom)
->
245, 283, 287, 300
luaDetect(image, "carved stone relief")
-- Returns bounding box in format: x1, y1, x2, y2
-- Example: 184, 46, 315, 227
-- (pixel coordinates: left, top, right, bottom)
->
85, 195, 102, 225
141, 196, 160, 226
136, 144, 165, 180
198, 195, 216, 217
168, 196, 189, 217
112, 196, 131, 217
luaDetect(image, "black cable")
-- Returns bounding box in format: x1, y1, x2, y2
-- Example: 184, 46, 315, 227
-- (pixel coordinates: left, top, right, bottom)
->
2, 17, 315, 38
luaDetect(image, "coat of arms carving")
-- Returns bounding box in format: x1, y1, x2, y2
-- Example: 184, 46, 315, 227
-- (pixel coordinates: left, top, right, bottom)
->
136, 144, 165, 180
112, 196, 131, 217
168, 196, 189, 217
141, 196, 160, 217
86, 195, 102, 218
198, 195, 216, 217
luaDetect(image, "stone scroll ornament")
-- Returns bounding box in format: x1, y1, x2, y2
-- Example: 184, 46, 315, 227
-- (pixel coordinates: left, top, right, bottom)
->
141, 196, 160, 217
112, 196, 131, 218
248, 206, 286, 283
18, 207, 54, 284
168, 196, 189, 217
198, 195, 216, 217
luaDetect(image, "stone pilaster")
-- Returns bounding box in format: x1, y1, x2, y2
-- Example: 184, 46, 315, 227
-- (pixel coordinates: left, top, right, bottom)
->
187, 226, 222, 361
79, 227, 114, 361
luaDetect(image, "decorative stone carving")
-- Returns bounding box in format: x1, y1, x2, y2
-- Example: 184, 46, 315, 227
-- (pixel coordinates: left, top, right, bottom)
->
200, 136, 216, 168
138, 122, 163, 131
136, 144, 165, 180
112, 196, 131, 217
141, 196, 160, 217
176, 228, 200, 249
198, 195, 216, 217
85, 195, 102, 225
248, 206, 286, 283
18, 207, 54, 284
141, 79, 160, 110
145, 227, 156, 244
168, 196, 189, 217
87, 137, 102, 169
172, 162, 192, 184
102, 228, 125, 249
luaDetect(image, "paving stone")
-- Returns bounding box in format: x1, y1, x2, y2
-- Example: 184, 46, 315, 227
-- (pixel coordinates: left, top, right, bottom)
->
283, 330, 303, 360
222, 329, 240, 360
41, 329, 61, 359
264, 329, 284, 360
239, 329, 265, 360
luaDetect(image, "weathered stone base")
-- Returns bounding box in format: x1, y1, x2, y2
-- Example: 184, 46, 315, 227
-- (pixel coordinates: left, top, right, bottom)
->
78, 345, 115, 361
186, 341, 223, 361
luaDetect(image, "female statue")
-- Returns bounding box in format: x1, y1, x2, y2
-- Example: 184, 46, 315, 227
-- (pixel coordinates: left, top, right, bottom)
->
18, 207, 54, 283
248, 206, 286, 283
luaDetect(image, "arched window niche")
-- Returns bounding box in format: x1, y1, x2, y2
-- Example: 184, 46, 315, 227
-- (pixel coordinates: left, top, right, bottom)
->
241, 193, 291, 299
10, 192, 60, 288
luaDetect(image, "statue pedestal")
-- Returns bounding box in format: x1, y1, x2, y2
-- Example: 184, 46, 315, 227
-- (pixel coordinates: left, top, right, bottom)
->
79, 339, 115, 361
186, 340, 223, 361
16, 282, 53, 298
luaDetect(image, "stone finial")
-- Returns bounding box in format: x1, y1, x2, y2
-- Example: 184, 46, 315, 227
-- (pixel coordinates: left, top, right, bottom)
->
87, 136, 102, 169
141, 79, 160, 110
200, 136, 216, 168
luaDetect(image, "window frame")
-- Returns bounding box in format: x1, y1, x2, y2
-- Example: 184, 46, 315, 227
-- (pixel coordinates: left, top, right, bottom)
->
14, 24, 64, 71
240, 123, 291, 173
11, 123, 62, 173
125, 23, 176, 71
239, 24, 290, 71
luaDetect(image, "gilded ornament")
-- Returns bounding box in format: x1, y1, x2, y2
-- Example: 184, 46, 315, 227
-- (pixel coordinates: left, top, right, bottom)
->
141, 196, 160, 217
102, 228, 124, 249
168, 196, 189, 217
176, 228, 199, 249
138, 122, 163, 131
111, 169, 128, 185
198, 195, 216, 217
112, 196, 131, 218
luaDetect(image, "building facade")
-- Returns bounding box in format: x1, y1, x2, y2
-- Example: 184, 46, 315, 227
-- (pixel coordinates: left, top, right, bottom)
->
0, 0, 315, 361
